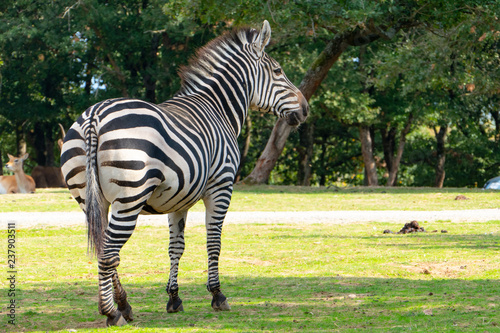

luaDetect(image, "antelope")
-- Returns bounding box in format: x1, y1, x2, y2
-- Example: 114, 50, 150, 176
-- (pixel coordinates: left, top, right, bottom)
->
0, 154, 36, 194
31, 124, 67, 188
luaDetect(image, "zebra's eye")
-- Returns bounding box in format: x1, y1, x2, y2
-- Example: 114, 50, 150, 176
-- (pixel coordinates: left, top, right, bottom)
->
273, 68, 282, 75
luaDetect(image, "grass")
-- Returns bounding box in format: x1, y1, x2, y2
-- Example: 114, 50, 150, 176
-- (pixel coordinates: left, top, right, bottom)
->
2, 220, 500, 332
0, 185, 499, 213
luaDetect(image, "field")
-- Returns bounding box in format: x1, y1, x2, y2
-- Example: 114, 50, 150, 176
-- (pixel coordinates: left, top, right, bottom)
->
1, 185, 500, 212
1, 186, 499, 332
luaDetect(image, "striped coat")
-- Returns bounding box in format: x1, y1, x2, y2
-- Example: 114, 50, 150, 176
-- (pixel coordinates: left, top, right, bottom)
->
61, 20, 308, 326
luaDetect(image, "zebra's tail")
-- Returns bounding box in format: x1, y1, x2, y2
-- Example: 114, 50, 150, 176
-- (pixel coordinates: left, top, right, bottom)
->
85, 118, 108, 258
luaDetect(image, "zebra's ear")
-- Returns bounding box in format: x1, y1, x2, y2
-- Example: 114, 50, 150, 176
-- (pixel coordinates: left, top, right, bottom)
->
254, 20, 271, 57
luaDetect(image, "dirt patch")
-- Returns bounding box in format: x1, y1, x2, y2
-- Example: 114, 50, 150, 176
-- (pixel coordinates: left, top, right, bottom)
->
226, 257, 273, 266
120, 270, 167, 277
394, 260, 489, 278
73, 319, 104, 329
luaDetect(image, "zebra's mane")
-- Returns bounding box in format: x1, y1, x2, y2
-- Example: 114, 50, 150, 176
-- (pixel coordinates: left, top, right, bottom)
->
177, 27, 259, 94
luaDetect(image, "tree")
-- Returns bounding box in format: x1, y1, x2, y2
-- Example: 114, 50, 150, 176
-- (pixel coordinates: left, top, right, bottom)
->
0, 0, 223, 168
243, 24, 395, 184
245, 0, 500, 185
1, 0, 498, 187
372, 83, 417, 186
0, 1, 86, 167
371, 4, 500, 186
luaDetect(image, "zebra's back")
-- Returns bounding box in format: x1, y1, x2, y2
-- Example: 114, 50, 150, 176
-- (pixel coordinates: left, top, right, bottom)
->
61, 98, 228, 215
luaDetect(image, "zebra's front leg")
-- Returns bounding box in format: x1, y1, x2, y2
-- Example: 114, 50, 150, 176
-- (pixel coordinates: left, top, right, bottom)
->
203, 195, 231, 311
166, 211, 188, 313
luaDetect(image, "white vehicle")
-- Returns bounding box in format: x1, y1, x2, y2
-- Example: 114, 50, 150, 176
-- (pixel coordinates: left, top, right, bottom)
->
484, 176, 500, 190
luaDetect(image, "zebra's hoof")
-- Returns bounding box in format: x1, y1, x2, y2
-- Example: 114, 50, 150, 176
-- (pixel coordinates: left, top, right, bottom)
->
167, 303, 184, 313
120, 303, 133, 322
167, 295, 184, 313
213, 299, 231, 311
211, 292, 231, 311
106, 312, 128, 327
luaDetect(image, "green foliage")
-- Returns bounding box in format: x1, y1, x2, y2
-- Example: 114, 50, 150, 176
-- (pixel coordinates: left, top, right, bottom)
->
1, 0, 499, 186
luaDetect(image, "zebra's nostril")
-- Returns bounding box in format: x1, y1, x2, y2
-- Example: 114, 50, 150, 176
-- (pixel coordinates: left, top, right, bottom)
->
301, 100, 309, 118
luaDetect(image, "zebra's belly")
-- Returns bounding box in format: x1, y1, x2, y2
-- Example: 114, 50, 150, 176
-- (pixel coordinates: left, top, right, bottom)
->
98, 157, 208, 215
144, 179, 205, 214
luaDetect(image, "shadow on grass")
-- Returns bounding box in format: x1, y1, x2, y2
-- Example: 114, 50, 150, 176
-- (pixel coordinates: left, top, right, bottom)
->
4, 275, 500, 332
7, 223, 500, 332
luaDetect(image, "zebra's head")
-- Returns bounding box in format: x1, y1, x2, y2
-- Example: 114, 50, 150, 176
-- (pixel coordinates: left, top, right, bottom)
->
249, 21, 309, 127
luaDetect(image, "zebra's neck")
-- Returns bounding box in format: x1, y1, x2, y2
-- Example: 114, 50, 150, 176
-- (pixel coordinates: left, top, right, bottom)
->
175, 64, 251, 137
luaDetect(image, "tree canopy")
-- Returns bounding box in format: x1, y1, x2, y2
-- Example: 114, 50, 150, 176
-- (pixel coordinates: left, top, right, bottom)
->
1, 0, 499, 186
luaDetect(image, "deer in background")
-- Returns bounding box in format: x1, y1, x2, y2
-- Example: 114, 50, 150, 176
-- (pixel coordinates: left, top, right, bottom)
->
0, 153, 36, 194
31, 123, 67, 188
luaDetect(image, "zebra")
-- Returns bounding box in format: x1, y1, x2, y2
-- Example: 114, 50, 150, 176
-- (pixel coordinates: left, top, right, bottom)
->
60, 20, 308, 326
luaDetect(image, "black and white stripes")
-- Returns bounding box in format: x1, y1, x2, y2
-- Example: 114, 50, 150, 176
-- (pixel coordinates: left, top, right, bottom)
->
60, 20, 308, 326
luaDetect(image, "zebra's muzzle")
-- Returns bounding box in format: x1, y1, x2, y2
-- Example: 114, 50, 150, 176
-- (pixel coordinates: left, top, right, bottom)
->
285, 98, 309, 127
285, 112, 301, 126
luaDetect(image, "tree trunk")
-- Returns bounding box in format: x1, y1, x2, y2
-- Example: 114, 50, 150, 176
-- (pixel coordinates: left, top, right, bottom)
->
387, 113, 413, 186
31, 122, 47, 166
235, 114, 252, 182
243, 34, 350, 184
491, 109, 500, 143
81, 3, 129, 98
297, 122, 315, 186
241, 118, 292, 184
15, 124, 26, 157
434, 125, 448, 188
45, 134, 55, 167
143, 34, 161, 103
318, 138, 328, 186
28, 122, 56, 167
18, 140, 26, 157
360, 125, 378, 186
380, 126, 396, 177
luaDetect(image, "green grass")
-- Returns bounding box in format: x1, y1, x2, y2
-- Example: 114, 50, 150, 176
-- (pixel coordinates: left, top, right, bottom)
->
0, 185, 499, 212
2, 221, 500, 332
0, 188, 77, 212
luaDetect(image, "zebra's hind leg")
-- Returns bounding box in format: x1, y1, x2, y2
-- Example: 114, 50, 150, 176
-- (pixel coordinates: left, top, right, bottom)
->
112, 271, 133, 321
98, 213, 138, 326
166, 211, 188, 313
98, 252, 127, 326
